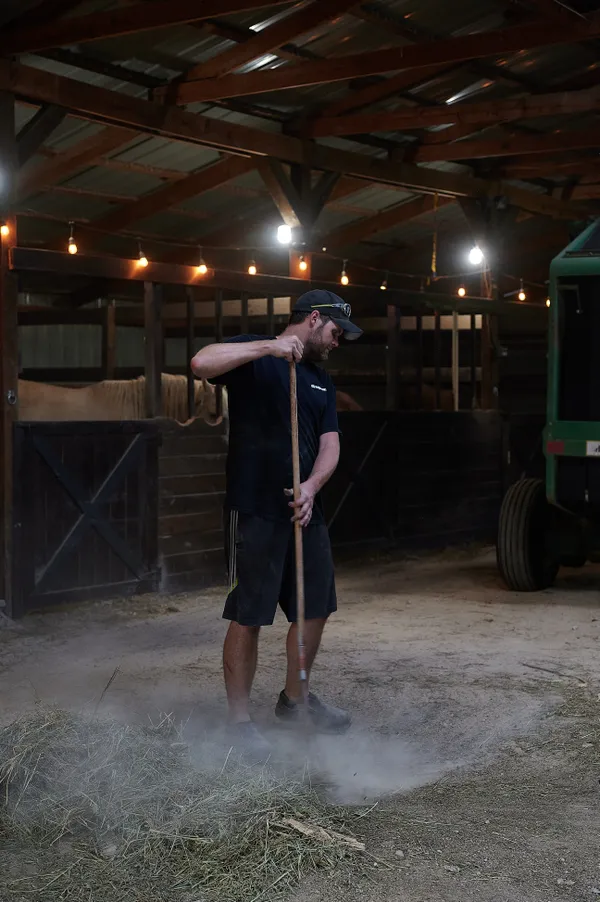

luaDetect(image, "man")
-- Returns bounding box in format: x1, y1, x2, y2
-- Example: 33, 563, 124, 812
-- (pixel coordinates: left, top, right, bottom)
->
191, 288, 362, 760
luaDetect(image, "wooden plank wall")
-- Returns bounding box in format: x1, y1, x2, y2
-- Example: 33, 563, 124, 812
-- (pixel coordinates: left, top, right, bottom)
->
158, 419, 227, 591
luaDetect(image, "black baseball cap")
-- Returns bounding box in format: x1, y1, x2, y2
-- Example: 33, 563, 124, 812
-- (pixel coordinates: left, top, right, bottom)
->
292, 289, 363, 340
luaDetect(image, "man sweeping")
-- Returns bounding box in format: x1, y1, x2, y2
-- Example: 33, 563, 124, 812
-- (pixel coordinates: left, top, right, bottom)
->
191, 289, 362, 760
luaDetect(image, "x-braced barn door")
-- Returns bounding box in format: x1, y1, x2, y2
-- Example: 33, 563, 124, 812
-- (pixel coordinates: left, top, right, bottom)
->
11, 422, 160, 617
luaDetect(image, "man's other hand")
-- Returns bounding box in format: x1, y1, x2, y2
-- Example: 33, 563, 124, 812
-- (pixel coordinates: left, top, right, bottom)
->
270, 336, 304, 362
284, 482, 315, 527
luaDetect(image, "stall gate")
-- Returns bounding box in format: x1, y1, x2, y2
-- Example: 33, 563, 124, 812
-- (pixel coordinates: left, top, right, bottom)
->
11, 421, 160, 617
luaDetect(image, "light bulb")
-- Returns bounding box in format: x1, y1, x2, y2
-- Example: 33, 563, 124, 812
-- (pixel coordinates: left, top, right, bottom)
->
298, 256, 308, 272
248, 261, 257, 275
546, 297, 551, 307
518, 289, 526, 301
340, 271, 349, 286
322, 246, 327, 252
380, 280, 387, 291
68, 241, 78, 255
138, 255, 149, 268
457, 286, 466, 298
277, 224, 292, 245
197, 262, 208, 275
0, 223, 9, 237
468, 245, 484, 266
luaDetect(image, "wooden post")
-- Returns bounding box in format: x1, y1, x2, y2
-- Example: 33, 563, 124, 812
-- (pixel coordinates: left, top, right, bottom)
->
101, 299, 116, 379
385, 303, 399, 411
266, 294, 274, 336
240, 292, 249, 334
434, 311, 442, 410
470, 313, 478, 409
144, 282, 162, 418
185, 287, 195, 420
416, 312, 423, 409
0, 91, 18, 612
215, 288, 223, 420
452, 310, 459, 411
480, 270, 496, 409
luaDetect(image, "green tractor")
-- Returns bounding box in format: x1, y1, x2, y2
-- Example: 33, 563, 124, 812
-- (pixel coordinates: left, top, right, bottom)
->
497, 218, 600, 591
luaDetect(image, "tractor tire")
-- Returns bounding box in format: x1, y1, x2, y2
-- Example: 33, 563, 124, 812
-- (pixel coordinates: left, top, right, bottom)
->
497, 478, 559, 591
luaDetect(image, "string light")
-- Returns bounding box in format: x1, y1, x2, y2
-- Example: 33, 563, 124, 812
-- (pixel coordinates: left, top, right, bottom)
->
298, 255, 308, 272
340, 258, 349, 286
248, 259, 257, 275
457, 286, 466, 298
518, 279, 526, 302
380, 271, 388, 291
196, 247, 208, 275
137, 239, 148, 267
67, 221, 78, 255
322, 246, 327, 252
468, 244, 484, 266
546, 297, 551, 307
0, 222, 9, 238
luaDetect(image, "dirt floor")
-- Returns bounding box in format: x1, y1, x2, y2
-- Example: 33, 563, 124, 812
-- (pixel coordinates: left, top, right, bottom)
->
1, 549, 600, 901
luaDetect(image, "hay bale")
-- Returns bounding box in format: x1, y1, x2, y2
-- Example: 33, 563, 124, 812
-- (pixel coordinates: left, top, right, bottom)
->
0, 707, 366, 902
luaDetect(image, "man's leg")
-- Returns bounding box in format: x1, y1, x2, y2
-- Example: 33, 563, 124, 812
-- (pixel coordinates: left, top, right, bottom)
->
284, 617, 326, 702
223, 622, 260, 723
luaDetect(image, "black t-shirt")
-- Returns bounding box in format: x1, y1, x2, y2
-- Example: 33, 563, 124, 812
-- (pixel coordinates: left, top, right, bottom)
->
212, 335, 339, 524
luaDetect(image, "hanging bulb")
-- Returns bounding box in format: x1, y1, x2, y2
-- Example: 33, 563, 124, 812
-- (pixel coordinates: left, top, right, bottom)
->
322, 246, 327, 252
248, 260, 257, 275
0, 222, 10, 238
340, 258, 349, 286
546, 297, 551, 308
468, 244, 484, 266
380, 280, 388, 291
518, 279, 526, 302
298, 255, 308, 272
137, 239, 148, 267
277, 224, 292, 245
457, 286, 466, 298
196, 247, 208, 275
67, 221, 78, 255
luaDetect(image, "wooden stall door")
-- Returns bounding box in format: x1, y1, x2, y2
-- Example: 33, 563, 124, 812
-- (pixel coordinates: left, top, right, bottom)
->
11, 421, 160, 617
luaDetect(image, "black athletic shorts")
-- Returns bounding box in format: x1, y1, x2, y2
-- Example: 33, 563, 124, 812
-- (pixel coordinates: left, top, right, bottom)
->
223, 509, 337, 627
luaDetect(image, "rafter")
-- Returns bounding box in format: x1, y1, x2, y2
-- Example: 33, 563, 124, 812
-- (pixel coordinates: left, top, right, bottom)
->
0, 0, 290, 55
308, 87, 600, 139
414, 128, 600, 163
173, 0, 356, 85
324, 195, 454, 250
93, 155, 256, 233
17, 104, 66, 166
2, 61, 589, 220
17, 125, 136, 201
170, 18, 600, 103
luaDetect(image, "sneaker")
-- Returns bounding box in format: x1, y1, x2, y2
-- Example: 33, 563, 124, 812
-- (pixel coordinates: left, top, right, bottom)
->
226, 721, 273, 765
275, 691, 351, 734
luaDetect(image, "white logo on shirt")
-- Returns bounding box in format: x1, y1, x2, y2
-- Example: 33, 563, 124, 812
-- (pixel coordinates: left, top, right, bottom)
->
311, 384, 327, 392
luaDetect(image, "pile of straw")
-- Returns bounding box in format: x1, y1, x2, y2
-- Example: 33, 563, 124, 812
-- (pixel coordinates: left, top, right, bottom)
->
0, 707, 366, 902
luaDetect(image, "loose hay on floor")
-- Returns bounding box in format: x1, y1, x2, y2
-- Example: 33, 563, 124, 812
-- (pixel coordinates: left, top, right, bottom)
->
0, 707, 368, 902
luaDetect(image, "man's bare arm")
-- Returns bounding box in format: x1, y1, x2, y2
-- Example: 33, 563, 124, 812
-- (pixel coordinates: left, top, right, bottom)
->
191, 336, 304, 380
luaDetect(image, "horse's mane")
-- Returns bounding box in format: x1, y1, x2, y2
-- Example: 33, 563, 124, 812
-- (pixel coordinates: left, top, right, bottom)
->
92, 374, 196, 420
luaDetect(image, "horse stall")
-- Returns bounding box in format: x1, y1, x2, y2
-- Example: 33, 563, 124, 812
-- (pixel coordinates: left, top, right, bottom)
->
0, 245, 531, 617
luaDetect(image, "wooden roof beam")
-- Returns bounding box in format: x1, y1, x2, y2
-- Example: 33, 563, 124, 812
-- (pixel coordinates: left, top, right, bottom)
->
17, 125, 136, 201
170, 17, 600, 102
172, 0, 357, 85
17, 103, 66, 166
3, 60, 589, 220
414, 128, 600, 163
308, 87, 600, 138
324, 195, 454, 250
0, 0, 290, 55
93, 155, 256, 233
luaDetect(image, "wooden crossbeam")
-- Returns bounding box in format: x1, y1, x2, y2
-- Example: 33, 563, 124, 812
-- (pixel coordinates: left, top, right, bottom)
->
3, 61, 590, 220
169, 18, 600, 103
0, 0, 290, 55
308, 87, 600, 139
17, 125, 136, 201
325, 195, 454, 250
173, 0, 357, 85
414, 127, 600, 163
93, 155, 256, 233
16, 104, 66, 166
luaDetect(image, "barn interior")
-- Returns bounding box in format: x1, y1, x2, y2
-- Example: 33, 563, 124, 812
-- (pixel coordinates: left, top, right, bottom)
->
1, 2, 600, 901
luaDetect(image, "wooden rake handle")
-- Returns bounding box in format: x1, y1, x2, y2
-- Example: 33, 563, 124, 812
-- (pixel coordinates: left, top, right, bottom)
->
289, 360, 308, 705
